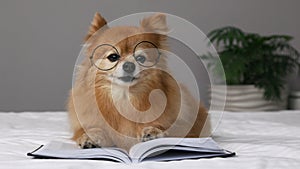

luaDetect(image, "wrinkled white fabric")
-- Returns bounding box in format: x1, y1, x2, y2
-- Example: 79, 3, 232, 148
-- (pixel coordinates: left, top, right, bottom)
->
0, 111, 299, 169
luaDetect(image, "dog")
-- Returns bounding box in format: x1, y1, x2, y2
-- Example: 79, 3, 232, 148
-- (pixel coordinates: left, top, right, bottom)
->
67, 12, 210, 151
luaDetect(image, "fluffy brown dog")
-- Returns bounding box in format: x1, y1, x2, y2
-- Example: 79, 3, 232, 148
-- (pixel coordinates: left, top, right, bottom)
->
67, 12, 210, 151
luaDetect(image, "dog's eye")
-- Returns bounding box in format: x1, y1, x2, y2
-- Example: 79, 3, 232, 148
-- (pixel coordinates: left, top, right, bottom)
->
107, 54, 120, 62
135, 55, 146, 64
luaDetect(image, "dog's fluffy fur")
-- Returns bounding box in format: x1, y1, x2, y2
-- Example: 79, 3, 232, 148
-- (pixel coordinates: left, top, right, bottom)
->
67, 12, 210, 150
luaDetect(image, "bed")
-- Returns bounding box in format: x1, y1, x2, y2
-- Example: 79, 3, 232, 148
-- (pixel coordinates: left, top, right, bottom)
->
0, 110, 299, 169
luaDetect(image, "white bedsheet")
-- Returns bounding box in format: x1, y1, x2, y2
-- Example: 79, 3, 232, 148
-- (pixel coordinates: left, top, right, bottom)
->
0, 111, 300, 169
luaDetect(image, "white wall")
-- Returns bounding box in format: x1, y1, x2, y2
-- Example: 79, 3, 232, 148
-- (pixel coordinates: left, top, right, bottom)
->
0, 0, 299, 111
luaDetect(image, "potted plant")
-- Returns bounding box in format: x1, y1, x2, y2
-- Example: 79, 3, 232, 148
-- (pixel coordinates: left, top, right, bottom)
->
201, 26, 300, 111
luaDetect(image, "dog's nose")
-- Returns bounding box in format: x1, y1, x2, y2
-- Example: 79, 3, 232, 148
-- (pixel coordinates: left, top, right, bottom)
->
122, 61, 136, 73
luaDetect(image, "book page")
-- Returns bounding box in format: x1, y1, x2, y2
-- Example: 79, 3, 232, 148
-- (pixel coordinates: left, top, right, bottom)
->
139, 144, 227, 162
142, 150, 230, 162
129, 137, 223, 162
28, 141, 131, 163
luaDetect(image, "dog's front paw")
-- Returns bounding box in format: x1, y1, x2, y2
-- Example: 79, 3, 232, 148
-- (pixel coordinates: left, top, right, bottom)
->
139, 126, 166, 142
76, 128, 111, 149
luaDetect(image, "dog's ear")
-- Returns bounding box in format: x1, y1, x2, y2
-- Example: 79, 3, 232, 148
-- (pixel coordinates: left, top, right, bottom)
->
140, 13, 168, 34
84, 12, 108, 41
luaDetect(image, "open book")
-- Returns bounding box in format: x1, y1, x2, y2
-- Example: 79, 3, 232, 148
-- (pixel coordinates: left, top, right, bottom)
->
27, 137, 235, 163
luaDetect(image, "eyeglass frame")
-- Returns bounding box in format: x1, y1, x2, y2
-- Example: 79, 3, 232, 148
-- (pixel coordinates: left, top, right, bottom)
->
89, 41, 161, 71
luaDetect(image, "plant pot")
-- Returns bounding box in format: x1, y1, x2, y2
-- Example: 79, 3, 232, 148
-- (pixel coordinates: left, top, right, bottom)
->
209, 85, 288, 111
288, 91, 300, 110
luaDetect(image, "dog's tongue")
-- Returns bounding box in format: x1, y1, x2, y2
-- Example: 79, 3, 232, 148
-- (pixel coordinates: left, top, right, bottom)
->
118, 76, 135, 82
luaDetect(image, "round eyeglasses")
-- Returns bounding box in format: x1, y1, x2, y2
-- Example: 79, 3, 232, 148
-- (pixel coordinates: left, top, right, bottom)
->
89, 41, 161, 71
